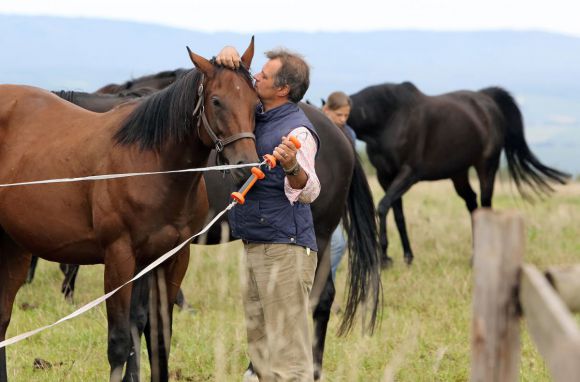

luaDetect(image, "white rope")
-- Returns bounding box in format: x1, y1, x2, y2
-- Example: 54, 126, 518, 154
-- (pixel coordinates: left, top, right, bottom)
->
0, 162, 262, 188
0, 201, 237, 349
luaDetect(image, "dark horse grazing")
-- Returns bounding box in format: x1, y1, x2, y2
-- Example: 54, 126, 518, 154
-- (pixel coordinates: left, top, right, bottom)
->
348, 82, 570, 264
33, 72, 383, 379
0, 40, 260, 382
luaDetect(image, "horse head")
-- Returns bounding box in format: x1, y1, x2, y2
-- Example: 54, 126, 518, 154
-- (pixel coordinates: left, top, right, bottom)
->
187, 37, 259, 185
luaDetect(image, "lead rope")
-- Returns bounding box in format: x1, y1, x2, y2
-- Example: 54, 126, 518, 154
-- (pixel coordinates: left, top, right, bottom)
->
0, 200, 237, 349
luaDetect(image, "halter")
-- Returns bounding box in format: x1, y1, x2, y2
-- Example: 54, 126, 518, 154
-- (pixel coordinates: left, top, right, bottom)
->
192, 76, 256, 154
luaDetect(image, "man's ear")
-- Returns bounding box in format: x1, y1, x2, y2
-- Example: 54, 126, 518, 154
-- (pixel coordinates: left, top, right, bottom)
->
277, 84, 290, 97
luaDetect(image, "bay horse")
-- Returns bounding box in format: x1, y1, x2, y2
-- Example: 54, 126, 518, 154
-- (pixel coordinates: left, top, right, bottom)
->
348, 82, 570, 264
0, 39, 259, 382
34, 82, 382, 379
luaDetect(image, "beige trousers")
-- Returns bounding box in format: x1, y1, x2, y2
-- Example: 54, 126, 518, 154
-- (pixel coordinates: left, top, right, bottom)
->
243, 243, 318, 382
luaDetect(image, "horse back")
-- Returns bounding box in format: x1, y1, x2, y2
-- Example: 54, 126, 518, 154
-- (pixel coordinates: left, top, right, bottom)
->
400, 91, 503, 178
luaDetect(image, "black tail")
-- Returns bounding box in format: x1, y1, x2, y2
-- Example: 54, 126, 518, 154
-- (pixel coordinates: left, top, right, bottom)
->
480, 87, 570, 196
339, 152, 383, 335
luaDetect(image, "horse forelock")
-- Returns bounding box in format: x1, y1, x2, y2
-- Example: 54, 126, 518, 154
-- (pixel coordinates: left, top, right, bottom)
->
209, 57, 254, 89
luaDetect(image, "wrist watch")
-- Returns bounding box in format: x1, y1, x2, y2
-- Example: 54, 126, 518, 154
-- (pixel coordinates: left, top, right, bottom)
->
283, 162, 301, 176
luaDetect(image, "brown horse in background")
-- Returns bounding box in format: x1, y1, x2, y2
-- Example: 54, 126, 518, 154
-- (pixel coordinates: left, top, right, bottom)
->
0, 39, 259, 382
95, 68, 189, 95
348, 82, 570, 265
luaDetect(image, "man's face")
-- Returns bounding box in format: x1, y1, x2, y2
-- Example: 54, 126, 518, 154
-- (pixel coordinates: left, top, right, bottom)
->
323, 105, 351, 128
253, 58, 283, 102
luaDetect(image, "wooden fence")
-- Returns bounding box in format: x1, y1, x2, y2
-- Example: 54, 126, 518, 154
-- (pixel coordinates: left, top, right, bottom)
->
470, 209, 580, 382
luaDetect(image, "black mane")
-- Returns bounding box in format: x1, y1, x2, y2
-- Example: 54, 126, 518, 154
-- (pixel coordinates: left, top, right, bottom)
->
114, 63, 253, 150
52, 90, 76, 103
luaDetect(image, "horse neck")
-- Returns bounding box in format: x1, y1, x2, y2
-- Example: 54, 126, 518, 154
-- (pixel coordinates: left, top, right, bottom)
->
350, 85, 407, 139
157, 132, 211, 171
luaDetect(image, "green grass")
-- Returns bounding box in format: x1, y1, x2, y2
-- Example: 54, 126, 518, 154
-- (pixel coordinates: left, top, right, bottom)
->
6, 178, 580, 381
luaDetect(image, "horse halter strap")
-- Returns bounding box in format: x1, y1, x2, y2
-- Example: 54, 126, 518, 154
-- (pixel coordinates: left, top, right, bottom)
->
192, 76, 255, 153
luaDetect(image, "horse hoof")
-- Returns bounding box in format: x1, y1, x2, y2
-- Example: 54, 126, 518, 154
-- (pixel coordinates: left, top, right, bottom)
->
380, 255, 393, 269
404, 255, 414, 266
314, 369, 324, 381
242, 369, 259, 382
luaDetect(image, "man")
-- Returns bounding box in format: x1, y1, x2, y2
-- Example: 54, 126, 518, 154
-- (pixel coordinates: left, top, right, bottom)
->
322, 91, 356, 282
217, 46, 320, 381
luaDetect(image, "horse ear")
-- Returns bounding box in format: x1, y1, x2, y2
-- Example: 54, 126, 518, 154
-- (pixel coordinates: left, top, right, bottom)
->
186, 47, 215, 76
240, 36, 255, 69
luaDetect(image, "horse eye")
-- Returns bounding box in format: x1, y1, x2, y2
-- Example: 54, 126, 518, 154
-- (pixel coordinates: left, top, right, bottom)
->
211, 97, 221, 107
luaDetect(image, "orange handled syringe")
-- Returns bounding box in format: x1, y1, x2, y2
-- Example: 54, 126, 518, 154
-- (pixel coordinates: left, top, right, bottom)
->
230, 167, 265, 205
262, 135, 302, 169
231, 136, 302, 205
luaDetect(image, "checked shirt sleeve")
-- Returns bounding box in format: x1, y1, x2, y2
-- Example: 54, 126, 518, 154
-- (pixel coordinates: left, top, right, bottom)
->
284, 126, 320, 204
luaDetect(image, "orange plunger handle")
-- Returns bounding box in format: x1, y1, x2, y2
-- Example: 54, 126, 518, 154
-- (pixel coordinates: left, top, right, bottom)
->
262, 135, 302, 168
288, 135, 302, 149
231, 167, 265, 205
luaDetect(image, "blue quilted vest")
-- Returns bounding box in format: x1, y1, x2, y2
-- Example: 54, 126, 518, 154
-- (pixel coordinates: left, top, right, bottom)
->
229, 102, 320, 251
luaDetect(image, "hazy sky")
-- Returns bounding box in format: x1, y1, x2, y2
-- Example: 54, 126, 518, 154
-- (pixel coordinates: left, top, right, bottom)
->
2, 0, 580, 36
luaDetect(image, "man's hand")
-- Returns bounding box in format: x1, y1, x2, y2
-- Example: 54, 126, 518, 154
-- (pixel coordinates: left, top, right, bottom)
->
216, 46, 241, 69
273, 136, 299, 171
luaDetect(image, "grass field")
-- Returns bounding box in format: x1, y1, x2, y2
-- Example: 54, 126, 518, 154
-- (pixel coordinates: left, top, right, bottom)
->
6, 177, 580, 381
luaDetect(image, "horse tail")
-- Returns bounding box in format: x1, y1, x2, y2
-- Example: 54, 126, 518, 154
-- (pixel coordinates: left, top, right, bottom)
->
480, 87, 570, 196
339, 151, 383, 336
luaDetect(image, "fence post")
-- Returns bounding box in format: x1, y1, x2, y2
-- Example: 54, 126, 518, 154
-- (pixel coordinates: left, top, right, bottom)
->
470, 209, 523, 382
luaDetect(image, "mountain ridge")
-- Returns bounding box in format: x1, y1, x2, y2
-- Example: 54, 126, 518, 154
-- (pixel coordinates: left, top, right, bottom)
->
2, 14, 579, 173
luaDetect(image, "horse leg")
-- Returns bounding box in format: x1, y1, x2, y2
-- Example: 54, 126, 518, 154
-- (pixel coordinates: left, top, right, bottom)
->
104, 242, 137, 382
312, 272, 334, 381
145, 248, 190, 382
377, 195, 393, 268
378, 166, 418, 266
451, 172, 478, 213
122, 273, 151, 382
451, 172, 480, 261
0, 233, 31, 382
25, 256, 38, 284
60, 264, 80, 303
392, 198, 414, 265
478, 160, 499, 208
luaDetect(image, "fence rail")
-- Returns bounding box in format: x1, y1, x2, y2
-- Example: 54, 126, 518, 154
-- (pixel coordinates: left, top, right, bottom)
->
470, 209, 580, 382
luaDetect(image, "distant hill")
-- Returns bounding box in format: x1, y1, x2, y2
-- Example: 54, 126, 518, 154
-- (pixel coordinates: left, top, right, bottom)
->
1, 15, 579, 173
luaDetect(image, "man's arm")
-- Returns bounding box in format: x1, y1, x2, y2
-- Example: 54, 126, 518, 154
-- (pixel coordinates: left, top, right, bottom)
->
274, 128, 320, 204
216, 46, 241, 69
273, 134, 309, 189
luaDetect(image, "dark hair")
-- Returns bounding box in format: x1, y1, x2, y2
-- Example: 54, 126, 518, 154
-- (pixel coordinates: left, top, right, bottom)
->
326, 91, 352, 110
265, 48, 310, 103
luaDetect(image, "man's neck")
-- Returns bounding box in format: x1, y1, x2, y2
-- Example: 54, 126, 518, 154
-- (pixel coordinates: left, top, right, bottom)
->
262, 98, 291, 112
